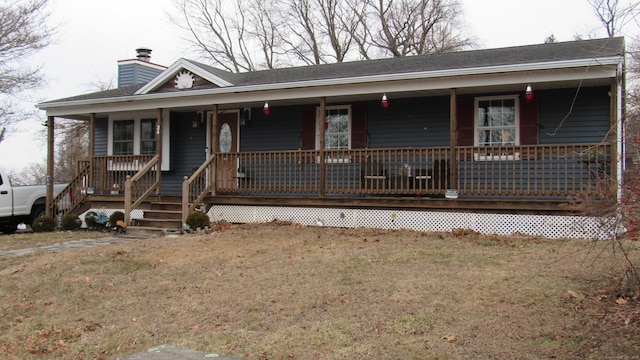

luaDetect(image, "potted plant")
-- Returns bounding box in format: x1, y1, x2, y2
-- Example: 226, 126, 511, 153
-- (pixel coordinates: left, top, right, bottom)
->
111, 183, 120, 195
237, 166, 246, 178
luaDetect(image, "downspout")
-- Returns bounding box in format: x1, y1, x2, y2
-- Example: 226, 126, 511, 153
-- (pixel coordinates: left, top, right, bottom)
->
45, 116, 54, 217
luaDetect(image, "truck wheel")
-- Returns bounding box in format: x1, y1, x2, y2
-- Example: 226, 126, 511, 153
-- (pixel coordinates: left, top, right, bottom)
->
1, 224, 17, 235
31, 205, 46, 224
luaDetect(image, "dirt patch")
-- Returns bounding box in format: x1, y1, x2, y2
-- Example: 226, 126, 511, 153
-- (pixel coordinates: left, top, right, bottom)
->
0, 223, 638, 359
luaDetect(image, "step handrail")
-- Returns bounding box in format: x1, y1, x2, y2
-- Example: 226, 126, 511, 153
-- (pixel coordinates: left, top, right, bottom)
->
48, 163, 91, 217
182, 154, 217, 223
124, 155, 160, 225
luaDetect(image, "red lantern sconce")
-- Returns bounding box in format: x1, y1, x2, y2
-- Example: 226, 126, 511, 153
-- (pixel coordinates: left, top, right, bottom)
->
381, 93, 389, 109
263, 101, 270, 116
525, 84, 533, 102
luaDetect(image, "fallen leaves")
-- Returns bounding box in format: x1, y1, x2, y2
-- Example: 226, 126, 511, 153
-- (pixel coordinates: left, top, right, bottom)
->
441, 334, 457, 342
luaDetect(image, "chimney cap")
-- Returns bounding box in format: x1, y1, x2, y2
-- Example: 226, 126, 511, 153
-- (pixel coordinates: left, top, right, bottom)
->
135, 48, 152, 61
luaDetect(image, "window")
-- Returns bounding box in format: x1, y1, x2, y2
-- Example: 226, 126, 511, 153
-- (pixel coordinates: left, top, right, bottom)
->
321, 106, 351, 150
113, 120, 134, 155
140, 119, 157, 154
475, 96, 518, 146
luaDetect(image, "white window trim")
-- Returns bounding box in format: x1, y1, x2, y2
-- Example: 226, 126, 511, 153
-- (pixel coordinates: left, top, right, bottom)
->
315, 105, 352, 150
108, 110, 170, 170
474, 95, 520, 146
314, 105, 352, 163
473, 95, 520, 161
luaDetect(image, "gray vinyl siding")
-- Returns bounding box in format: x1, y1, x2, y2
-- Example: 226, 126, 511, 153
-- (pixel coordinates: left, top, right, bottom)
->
368, 96, 450, 148
240, 107, 306, 151
118, 63, 164, 88
539, 86, 611, 144
161, 112, 207, 194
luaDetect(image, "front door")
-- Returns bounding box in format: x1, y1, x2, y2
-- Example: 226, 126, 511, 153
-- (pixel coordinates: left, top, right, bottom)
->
215, 112, 239, 190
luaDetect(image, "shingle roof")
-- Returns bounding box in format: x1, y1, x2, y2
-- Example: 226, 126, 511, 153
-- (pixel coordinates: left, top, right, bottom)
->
231, 37, 623, 86
41, 37, 624, 104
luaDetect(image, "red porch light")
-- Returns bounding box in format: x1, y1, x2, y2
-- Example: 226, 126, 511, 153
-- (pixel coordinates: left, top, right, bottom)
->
381, 93, 389, 109
525, 84, 534, 102
263, 101, 270, 116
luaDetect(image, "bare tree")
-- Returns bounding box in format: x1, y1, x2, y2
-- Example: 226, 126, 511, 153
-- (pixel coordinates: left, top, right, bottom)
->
8, 162, 47, 185
171, 0, 470, 71
172, 0, 256, 72
281, 0, 324, 65
588, 0, 639, 37
244, 0, 285, 69
54, 119, 89, 182
0, 0, 53, 143
363, 0, 470, 58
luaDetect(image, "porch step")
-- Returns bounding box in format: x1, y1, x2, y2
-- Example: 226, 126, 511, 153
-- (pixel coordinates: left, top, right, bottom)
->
143, 209, 182, 221
132, 218, 183, 230
128, 198, 184, 235
149, 202, 182, 212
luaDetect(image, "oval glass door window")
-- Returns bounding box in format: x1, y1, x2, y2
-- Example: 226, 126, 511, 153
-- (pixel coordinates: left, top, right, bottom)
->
219, 123, 232, 153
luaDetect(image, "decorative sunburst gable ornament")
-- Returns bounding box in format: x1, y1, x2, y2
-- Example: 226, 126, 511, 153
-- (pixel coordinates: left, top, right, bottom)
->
174, 70, 195, 89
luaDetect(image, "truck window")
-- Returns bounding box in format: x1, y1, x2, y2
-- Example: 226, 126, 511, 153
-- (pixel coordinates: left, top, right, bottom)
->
0, 175, 3, 186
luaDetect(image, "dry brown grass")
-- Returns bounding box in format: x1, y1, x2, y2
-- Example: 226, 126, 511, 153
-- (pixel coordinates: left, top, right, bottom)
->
0, 222, 639, 359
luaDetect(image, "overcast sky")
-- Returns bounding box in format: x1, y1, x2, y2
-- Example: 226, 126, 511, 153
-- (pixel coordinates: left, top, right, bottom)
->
0, 0, 625, 174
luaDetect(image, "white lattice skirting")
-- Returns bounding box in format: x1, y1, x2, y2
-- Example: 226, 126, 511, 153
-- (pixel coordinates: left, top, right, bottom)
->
208, 205, 620, 240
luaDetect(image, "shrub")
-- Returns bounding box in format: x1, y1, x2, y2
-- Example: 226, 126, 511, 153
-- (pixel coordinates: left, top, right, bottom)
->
84, 211, 99, 229
186, 211, 210, 230
32, 216, 56, 233
61, 214, 82, 231
109, 211, 125, 227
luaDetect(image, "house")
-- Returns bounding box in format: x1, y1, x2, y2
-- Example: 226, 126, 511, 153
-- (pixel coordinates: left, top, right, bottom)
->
37, 37, 626, 239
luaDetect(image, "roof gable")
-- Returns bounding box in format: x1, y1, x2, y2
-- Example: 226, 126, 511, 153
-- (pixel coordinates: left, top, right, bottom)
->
135, 58, 235, 94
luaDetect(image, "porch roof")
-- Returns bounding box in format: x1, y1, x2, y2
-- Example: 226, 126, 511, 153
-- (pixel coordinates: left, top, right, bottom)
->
37, 37, 624, 115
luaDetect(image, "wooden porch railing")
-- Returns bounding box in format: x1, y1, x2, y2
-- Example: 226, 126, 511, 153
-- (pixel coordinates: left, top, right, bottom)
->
52, 144, 613, 224
210, 143, 612, 198
455, 144, 612, 196
124, 155, 160, 225
48, 162, 91, 217
91, 155, 156, 194
182, 154, 217, 223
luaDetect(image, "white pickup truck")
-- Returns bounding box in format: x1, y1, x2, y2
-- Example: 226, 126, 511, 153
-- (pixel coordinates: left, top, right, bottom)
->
0, 169, 67, 234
